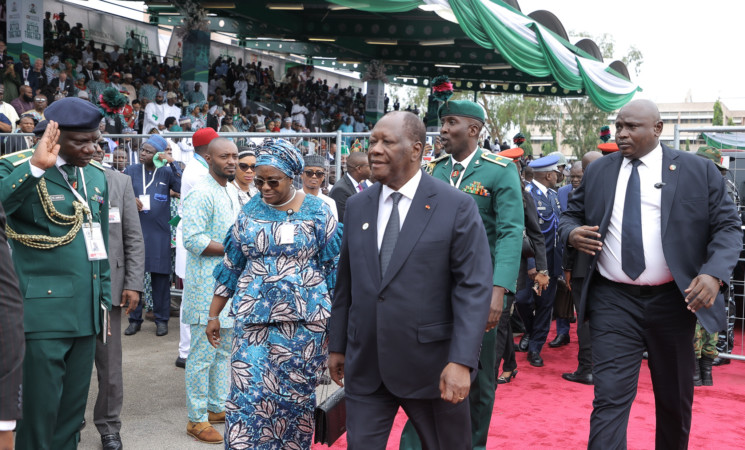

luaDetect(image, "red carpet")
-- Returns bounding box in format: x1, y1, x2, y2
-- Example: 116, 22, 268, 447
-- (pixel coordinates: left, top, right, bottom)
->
313, 334, 745, 449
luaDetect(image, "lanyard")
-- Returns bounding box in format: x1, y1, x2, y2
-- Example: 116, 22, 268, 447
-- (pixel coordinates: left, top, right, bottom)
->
141, 164, 158, 194
56, 165, 92, 221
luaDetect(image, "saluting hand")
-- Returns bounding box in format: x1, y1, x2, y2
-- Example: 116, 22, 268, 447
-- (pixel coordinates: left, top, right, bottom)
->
29, 120, 61, 170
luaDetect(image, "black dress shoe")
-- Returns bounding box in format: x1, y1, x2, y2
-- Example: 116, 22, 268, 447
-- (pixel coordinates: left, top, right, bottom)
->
156, 322, 168, 336
517, 334, 530, 352
101, 433, 123, 450
548, 334, 570, 348
175, 357, 186, 368
124, 323, 141, 336
712, 357, 731, 366
562, 370, 593, 385
527, 351, 544, 367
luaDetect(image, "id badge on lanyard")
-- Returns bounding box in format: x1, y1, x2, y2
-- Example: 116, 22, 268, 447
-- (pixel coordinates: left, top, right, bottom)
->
57, 165, 108, 261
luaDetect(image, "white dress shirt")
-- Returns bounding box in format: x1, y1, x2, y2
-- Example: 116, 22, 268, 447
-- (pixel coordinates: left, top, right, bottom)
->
377, 169, 422, 250
449, 146, 478, 188
346, 172, 366, 192
597, 144, 673, 285
531, 178, 549, 197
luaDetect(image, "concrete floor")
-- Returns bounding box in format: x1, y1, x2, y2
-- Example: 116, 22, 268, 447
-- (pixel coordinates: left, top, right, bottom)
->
78, 314, 338, 449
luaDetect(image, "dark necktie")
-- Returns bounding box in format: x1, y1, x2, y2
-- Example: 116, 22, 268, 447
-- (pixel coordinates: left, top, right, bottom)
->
451, 162, 463, 184
622, 159, 645, 280
61, 164, 78, 190
379, 192, 403, 276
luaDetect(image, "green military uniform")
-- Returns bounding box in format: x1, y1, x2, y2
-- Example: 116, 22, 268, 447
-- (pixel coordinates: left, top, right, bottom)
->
401, 147, 525, 450
0, 149, 111, 450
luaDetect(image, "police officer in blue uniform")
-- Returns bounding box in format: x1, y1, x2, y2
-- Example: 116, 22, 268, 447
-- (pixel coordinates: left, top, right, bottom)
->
515, 154, 563, 367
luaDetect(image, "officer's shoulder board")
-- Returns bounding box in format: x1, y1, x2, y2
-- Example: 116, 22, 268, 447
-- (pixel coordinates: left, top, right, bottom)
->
425, 153, 449, 175
480, 152, 509, 167
89, 160, 106, 171
524, 183, 533, 192
0, 149, 34, 166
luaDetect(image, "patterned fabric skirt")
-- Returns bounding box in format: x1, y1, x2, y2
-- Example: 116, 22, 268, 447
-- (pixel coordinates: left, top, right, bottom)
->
224, 319, 328, 450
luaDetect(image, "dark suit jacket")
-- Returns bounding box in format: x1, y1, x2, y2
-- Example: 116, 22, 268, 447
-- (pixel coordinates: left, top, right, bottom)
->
559, 144, 742, 332
0, 201, 24, 420
329, 172, 363, 224
557, 184, 572, 211
328, 171, 493, 399
104, 169, 145, 306
519, 191, 548, 291
27, 70, 46, 95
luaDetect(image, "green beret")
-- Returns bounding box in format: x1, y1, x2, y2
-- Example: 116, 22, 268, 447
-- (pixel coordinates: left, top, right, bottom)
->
438, 100, 485, 123
696, 146, 726, 170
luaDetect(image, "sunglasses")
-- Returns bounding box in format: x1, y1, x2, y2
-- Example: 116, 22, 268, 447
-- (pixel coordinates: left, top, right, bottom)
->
303, 170, 325, 178
238, 163, 256, 172
254, 177, 288, 188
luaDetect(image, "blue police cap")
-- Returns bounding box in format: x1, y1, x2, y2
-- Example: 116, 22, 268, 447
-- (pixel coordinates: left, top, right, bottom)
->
528, 153, 560, 172
44, 97, 103, 132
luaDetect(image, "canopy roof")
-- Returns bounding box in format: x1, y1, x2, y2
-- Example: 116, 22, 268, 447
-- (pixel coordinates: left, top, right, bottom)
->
142, 0, 640, 111
703, 132, 745, 151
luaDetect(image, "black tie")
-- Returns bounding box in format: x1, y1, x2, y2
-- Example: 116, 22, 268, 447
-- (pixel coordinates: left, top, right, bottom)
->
379, 192, 403, 276
622, 159, 645, 280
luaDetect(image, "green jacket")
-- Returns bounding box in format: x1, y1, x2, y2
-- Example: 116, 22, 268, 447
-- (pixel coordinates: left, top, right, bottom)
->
0, 150, 111, 340
427, 148, 524, 292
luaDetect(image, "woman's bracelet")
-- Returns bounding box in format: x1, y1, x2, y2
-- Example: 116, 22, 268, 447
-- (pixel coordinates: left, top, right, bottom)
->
207, 316, 219, 321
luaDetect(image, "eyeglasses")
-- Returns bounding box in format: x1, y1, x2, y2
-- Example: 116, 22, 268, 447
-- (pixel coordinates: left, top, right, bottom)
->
238, 163, 256, 172
303, 170, 325, 178
254, 176, 288, 189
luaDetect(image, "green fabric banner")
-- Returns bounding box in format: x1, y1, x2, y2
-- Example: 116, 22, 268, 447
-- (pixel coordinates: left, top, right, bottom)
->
327, 0, 640, 112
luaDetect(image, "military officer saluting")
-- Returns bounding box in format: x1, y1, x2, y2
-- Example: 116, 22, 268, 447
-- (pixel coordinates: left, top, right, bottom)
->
400, 99, 525, 450
515, 153, 563, 368
0, 97, 111, 450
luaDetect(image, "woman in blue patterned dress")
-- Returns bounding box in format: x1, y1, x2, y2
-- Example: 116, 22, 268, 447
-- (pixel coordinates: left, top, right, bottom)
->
206, 139, 341, 449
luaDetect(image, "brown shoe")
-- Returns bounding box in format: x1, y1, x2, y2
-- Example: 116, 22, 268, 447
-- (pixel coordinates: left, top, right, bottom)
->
208, 411, 225, 424
187, 421, 223, 444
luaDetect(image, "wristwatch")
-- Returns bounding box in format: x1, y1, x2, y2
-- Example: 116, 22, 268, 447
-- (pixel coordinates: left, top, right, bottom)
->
538, 270, 549, 276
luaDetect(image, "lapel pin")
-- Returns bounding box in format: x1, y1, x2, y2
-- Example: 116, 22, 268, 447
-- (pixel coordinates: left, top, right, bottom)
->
362, 223, 369, 230
669, 164, 676, 171
425, 205, 431, 210
95, 187, 101, 194
475, 160, 480, 165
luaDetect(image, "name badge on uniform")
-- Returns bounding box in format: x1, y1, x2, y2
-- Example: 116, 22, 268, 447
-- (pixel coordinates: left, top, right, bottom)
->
109, 207, 121, 224
83, 223, 108, 261
277, 223, 295, 245
139, 194, 151, 211
49, 194, 65, 202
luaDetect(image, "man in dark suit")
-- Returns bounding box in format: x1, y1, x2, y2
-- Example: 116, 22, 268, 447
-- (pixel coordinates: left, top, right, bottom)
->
0, 201, 24, 450
92, 141, 145, 450
560, 99, 742, 449
328, 111, 493, 449
328, 151, 370, 223
560, 151, 601, 386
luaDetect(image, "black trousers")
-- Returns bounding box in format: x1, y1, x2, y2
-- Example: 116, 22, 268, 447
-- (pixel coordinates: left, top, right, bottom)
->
571, 278, 592, 372
346, 383, 471, 450
588, 276, 697, 450
495, 293, 517, 374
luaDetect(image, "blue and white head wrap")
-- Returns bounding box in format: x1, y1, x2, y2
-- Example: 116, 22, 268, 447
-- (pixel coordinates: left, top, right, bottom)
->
256, 138, 304, 178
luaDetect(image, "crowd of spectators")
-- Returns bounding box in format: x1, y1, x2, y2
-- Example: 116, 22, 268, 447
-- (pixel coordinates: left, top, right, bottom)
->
0, 14, 377, 158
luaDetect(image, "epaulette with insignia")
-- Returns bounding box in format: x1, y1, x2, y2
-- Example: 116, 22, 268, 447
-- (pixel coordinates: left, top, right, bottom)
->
480, 152, 508, 167
89, 160, 106, 171
0, 149, 34, 166
525, 184, 533, 192
425, 153, 449, 175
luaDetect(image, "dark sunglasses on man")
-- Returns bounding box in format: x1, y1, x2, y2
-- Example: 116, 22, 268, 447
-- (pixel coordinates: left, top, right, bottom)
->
303, 170, 325, 178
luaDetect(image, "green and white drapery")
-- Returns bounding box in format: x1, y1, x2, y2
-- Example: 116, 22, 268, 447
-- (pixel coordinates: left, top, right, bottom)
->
329, 0, 640, 112
702, 133, 745, 151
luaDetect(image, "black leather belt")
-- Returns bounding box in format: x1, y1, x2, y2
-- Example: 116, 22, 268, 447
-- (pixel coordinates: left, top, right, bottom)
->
594, 273, 678, 297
